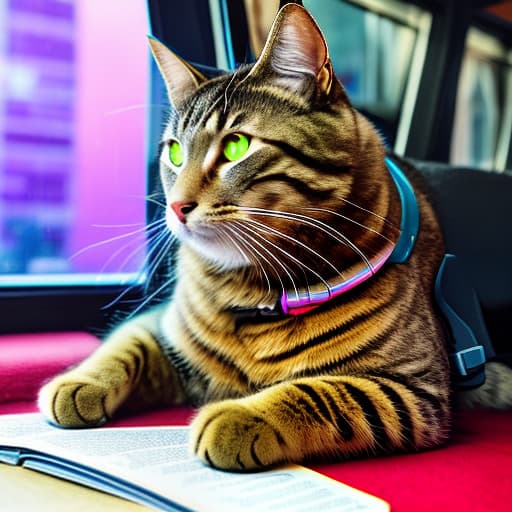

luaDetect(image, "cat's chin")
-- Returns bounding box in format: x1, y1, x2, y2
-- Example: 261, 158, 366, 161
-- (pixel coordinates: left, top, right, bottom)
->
167, 214, 252, 271
185, 238, 252, 271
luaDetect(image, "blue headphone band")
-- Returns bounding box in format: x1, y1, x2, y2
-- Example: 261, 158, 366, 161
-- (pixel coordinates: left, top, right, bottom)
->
386, 157, 419, 263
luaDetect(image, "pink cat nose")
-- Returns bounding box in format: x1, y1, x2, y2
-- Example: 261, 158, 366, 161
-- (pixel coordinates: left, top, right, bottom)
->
170, 201, 197, 224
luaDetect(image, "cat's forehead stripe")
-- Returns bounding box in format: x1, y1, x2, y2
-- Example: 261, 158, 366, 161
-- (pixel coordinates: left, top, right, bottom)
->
177, 78, 309, 143
180, 85, 225, 135
247, 84, 309, 111
226, 112, 247, 130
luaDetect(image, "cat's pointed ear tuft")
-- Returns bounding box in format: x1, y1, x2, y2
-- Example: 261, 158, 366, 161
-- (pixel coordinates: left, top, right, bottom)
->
249, 4, 333, 96
148, 36, 206, 109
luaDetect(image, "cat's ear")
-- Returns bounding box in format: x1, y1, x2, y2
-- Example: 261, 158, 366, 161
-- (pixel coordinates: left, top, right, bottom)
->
249, 4, 333, 96
148, 36, 206, 109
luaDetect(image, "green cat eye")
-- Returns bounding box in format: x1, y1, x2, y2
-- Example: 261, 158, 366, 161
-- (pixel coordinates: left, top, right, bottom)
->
169, 140, 184, 167
223, 133, 250, 162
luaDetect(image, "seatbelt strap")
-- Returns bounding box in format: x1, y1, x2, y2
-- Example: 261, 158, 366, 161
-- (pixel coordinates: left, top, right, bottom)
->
435, 254, 495, 388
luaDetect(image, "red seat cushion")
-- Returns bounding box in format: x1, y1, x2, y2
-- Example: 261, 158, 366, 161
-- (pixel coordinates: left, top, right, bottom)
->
1, 332, 511, 511
0, 332, 100, 404
312, 408, 512, 512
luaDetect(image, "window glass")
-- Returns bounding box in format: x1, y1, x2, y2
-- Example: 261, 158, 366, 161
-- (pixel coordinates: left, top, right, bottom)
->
304, 0, 429, 152
450, 28, 512, 172
304, 0, 425, 149
0, 0, 149, 286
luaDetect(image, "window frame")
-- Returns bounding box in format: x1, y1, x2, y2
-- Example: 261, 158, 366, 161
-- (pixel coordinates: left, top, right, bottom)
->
315, 0, 433, 156
404, 0, 512, 163
450, 27, 512, 171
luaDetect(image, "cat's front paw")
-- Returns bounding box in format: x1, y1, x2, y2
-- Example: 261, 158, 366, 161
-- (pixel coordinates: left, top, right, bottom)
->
38, 374, 118, 428
190, 400, 287, 471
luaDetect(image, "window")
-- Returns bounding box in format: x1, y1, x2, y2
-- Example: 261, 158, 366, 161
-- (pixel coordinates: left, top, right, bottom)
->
234, 0, 431, 153
0, 0, 150, 287
450, 28, 512, 172
304, 0, 430, 152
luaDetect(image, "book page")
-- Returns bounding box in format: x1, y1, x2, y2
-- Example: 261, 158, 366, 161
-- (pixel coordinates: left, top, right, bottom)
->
0, 413, 389, 512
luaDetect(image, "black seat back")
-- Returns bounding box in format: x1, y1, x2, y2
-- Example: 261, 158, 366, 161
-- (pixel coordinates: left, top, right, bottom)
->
413, 160, 512, 364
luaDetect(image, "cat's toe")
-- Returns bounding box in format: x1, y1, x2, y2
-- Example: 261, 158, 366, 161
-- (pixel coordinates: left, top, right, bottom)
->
190, 400, 287, 471
38, 375, 113, 428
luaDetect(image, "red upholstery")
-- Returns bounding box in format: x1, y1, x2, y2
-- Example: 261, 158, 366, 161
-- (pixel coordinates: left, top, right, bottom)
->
1, 332, 511, 511
0, 332, 100, 404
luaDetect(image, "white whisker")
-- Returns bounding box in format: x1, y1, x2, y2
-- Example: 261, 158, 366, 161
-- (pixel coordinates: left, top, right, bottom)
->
235, 221, 332, 298
301, 207, 395, 244
243, 217, 343, 278
337, 196, 399, 231
69, 218, 166, 261
96, 222, 169, 275
91, 222, 146, 229
229, 223, 299, 299
101, 231, 176, 311
97, 234, 146, 275
146, 197, 167, 208
101, 281, 140, 311
144, 234, 177, 287
217, 227, 252, 267
228, 228, 273, 295
116, 228, 171, 276
105, 103, 169, 116
225, 69, 252, 107
125, 276, 172, 319
223, 67, 241, 114
239, 206, 374, 273
224, 225, 282, 296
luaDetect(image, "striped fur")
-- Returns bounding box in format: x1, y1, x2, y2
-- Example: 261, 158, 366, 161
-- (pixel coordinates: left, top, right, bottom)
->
38, 4, 506, 471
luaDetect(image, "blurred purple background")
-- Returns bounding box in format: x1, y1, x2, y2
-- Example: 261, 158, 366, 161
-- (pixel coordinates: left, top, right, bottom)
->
0, 0, 148, 281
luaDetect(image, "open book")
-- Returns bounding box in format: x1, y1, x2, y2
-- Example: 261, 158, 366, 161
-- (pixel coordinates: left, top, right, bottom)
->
0, 413, 389, 511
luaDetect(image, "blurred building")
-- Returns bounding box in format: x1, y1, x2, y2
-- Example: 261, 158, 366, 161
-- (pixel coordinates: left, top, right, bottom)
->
0, 0, 76, 274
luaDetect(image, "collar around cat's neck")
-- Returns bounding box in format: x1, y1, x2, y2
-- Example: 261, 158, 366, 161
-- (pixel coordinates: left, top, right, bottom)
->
233, 156, 419, 321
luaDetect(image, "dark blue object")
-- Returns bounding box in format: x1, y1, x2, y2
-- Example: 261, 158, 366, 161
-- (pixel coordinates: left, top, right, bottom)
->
435, 254, 494, 388
386, 156, 419, 263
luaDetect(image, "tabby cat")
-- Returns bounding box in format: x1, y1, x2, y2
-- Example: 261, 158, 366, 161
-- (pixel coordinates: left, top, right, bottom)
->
38, 4, 509, 471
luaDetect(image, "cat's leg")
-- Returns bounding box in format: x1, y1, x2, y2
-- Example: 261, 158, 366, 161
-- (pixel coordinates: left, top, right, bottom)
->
38, 309, 185, 428
191, 374, 450, 471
